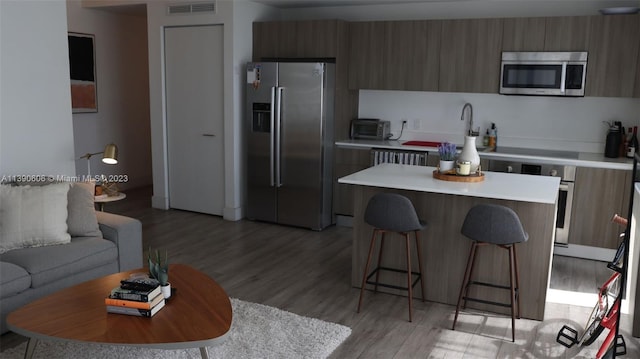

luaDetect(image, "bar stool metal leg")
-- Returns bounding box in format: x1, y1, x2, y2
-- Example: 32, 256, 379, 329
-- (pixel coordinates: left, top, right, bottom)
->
513, 244, 521, 319
453, 241, 478, 330
414, 231, 426, 302
357, 229, 378, 314
508, 245, 516, 342
374, 231, 386, 293
405, 233, 413, 322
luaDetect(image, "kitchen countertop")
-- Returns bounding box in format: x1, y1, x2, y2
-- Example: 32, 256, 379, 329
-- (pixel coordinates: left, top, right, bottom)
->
335, 139, 633, 170
338, 163, 560, 204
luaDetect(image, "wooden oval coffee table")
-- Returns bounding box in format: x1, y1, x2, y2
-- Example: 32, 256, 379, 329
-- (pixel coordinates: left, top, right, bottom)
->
7, 264, 232, 359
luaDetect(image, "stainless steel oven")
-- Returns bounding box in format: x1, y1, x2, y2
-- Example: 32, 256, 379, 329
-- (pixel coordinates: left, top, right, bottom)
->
489, 160, 576, 244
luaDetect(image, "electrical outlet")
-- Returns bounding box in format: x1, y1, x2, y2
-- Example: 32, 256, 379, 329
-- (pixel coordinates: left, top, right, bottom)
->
402, 119, 408, 127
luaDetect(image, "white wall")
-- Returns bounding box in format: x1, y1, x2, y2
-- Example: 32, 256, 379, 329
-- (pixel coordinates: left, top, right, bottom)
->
359, 90, 640, 153
0, 0, 76, 177
67, 1, 151, 190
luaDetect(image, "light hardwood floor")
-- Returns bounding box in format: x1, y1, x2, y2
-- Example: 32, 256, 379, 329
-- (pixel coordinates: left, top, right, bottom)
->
2, 186, 639, 358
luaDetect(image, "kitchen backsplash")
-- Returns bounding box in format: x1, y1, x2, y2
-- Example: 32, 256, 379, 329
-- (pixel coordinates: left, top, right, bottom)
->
358, 90, 640, 153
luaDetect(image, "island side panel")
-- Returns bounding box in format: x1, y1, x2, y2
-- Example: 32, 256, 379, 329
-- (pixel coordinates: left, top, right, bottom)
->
351, 186, 556, 321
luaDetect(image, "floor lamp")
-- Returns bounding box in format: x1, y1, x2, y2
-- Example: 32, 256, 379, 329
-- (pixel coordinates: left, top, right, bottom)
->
80, 143, 118, 177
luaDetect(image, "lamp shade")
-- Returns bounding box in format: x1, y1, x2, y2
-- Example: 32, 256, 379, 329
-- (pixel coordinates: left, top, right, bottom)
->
101, 143, 118, 164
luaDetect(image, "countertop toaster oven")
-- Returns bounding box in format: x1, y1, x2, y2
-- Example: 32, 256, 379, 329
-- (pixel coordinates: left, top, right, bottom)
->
350, 119, 391, 140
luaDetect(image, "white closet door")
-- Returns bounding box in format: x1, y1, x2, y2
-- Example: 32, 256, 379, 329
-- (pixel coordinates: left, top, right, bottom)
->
165, 25, 224, 215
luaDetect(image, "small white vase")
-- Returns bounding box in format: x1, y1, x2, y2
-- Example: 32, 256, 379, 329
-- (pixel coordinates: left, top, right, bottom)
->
161, 283, 171, 299
439, 160, 455, 172
458, 136, 480, 174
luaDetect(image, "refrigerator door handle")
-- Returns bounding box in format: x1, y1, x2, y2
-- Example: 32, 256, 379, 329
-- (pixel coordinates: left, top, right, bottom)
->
275, 86, 284, 187
270, 86, 276, 187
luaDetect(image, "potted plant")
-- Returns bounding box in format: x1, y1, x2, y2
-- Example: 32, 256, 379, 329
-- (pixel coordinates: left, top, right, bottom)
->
148, 247, 171, 299
438, 142, 457, 172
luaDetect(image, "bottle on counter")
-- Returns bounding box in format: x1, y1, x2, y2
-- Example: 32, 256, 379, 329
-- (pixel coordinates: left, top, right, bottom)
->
488, 123, 497, 148
494, 124, 498, 148
628, 126, 639, 158
620, 126, 627, 157
483, 129, 490, 147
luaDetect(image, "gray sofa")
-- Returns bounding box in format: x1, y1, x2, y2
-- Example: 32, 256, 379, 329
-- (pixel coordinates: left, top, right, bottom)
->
0, 209, 142, 334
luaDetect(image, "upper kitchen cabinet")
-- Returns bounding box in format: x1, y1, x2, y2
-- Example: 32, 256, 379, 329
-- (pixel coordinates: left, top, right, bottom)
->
586, 15, 640, 98
439, 18, 503, 93
348, 20, 441, 91
635, 48, 640, 98
502, 17, 545, 51
544, 16, 591, 51
252, 20, 342, 60
383, 20, 441, 91
348, 22, 386, 89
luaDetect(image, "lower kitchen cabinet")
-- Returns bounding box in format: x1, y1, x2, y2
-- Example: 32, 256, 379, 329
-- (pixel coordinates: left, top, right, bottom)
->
568, 167, 632, 249
333, 148, 371, 216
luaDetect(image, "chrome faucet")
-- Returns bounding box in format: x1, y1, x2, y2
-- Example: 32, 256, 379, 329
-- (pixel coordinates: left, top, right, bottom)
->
460, 103, 475, 136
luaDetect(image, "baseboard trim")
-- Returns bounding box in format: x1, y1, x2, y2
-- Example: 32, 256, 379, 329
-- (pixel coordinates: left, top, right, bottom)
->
553, 243, 616, 261
151, 195, 169, 210
336, 215, 353, 228
223, 206, 243, 221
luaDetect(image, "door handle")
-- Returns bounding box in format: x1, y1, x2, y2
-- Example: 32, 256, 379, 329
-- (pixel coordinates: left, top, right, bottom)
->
270, 86, 276, 187
202, 134, 216, 137
275, 87, 284, 187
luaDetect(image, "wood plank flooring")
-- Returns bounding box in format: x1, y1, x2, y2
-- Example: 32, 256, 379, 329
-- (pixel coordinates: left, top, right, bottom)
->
2, 186, 639, 358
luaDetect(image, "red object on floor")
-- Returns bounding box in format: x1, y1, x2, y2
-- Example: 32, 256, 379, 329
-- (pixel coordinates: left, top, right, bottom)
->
402, 141, 442, 147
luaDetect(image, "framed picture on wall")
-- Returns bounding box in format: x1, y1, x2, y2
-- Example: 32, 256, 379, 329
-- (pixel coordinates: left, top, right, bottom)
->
68, 32, 97, 113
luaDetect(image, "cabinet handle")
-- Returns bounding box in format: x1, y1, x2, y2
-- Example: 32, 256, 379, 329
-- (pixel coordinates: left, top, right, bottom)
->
202, 134, 216, 137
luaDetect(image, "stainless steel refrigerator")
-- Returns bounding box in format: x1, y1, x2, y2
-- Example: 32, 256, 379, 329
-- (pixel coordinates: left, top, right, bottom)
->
246, 62, 335, 230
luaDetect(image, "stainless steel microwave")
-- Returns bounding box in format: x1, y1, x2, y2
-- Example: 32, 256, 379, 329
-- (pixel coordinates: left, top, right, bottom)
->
350, 119, 391, 140
500, 52, 588, 97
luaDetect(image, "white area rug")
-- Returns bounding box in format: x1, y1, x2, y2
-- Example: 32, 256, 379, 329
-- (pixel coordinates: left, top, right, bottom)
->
0, 298, 352, 359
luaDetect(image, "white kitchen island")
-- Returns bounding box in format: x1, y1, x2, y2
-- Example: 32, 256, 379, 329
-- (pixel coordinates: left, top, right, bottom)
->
339, 163, 560, 321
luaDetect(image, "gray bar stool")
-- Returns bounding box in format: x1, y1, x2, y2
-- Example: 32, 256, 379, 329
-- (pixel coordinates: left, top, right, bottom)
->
452, 204, 528, 342
356, 193, 427, 322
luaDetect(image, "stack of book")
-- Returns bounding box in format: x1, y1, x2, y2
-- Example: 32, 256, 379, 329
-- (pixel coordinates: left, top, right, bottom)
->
105, 276, 165, 317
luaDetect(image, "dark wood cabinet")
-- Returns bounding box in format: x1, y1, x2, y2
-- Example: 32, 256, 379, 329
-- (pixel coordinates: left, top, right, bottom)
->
569, 167, 632, 249
502, 17, 545, 51
439, 18, 503, 93
333, 148, 371, 216
383, 20, 441, 91
252, 20, 341, 60
347, 21, 386, 89
586, 15, 640, 98
544, 16, 591, 51
348, 20, 441, 91
636, 49, 640, 98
